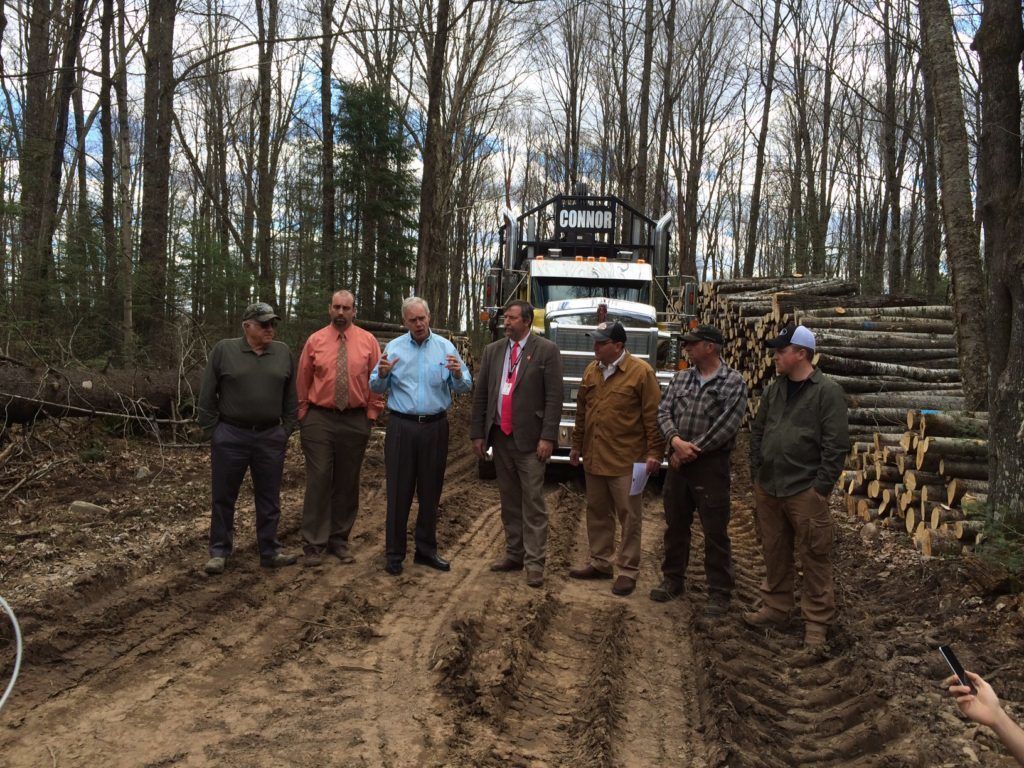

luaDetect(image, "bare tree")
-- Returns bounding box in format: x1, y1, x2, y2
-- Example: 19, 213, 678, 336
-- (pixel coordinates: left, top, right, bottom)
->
972, 0, 1023, 516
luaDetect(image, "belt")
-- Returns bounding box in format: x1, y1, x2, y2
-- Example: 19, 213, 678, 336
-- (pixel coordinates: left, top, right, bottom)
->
219, 416, 281, 432
310, 403, 365, 415
390, 410, 446, 424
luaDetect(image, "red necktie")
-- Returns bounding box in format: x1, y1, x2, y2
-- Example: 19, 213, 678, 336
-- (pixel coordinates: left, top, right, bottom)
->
500, 343, 519, 435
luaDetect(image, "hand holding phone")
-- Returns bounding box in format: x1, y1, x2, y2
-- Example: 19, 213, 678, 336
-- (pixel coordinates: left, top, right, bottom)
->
939, 645, 977, 695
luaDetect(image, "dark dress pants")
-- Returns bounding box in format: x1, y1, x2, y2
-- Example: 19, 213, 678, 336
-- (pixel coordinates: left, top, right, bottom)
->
300, 407, 371, 551
384, 415, 449, 564
209, 422, 287, 558
661, 449, 734, 596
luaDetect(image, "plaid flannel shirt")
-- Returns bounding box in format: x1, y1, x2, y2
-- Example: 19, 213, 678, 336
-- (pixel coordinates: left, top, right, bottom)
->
657, 360, 748, 454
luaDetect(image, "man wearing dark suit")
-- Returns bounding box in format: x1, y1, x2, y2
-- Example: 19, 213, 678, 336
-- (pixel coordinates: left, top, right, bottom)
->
471, 301, 564, 588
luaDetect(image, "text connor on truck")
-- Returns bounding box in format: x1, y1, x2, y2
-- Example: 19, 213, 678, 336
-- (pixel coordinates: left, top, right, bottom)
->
480, 190, 698, 470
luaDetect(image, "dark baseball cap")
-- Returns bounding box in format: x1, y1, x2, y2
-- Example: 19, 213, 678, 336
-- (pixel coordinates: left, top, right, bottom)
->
681, 324, 724, 345
242, 302, 280, 322
587, 321, 627, 343
765, 324, 816, 350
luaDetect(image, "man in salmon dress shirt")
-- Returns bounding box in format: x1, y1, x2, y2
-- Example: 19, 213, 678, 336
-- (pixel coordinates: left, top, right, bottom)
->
296, 290, 385, 566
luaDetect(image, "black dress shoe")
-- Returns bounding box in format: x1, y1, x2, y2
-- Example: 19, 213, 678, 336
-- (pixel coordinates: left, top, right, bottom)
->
385, 561, 403, 576
414, 551, 450, 571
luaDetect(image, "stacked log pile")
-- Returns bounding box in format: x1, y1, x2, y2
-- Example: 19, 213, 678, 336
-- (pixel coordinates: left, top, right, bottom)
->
843, 410, 989, 556
700, 276, 990, 557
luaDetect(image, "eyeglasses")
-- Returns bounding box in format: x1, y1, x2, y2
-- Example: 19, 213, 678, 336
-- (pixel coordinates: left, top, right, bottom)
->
255, 320, 278, 329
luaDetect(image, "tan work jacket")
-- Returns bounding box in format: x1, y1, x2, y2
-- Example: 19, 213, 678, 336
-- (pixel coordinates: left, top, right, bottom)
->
571, 351, 666, 476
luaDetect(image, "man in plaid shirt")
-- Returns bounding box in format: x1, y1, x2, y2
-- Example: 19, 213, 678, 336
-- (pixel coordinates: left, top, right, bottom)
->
651, 324, 747, 614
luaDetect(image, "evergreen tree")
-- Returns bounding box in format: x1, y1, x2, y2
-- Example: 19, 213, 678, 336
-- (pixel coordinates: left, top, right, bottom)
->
336, 80, 417, 320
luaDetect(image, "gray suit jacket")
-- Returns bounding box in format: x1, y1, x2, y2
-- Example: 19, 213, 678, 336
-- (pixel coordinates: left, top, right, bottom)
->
470, 333, 564, 453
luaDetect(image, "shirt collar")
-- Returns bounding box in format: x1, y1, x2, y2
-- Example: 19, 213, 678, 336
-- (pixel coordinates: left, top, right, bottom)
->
600, 349, 627, 370
239, 337, 274, 354
410, 330, 432, 346
697, 357, 727, 381
509, 333, 529, 350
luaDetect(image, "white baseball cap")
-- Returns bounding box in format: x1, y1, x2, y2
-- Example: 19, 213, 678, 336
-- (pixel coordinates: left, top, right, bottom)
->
765, 324, 816, 351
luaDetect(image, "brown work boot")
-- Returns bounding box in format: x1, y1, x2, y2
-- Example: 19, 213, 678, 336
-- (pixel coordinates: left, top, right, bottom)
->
568, 564, 614, 580
804, 622, 829, 648
742, 605, 790, 628
649, 578, 684, 603
526, 569, 544, 588
303, 546, 324, 568
704, 594, 731, 618
490, 558, 524, 572
611, 576, 636, 596
328, 545, 355, 564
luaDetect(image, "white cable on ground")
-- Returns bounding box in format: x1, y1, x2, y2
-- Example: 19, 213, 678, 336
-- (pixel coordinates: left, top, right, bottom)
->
0, 594, 22, 713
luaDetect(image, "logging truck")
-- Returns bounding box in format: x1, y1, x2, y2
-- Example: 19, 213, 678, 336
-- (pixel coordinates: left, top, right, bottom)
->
480, 190, 698, 467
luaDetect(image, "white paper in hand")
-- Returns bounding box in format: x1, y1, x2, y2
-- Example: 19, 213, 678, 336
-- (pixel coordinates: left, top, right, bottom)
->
629, 462, 649, 496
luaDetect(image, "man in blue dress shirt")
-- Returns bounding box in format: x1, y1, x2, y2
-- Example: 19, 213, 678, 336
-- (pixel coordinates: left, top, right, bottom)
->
370, 296, 472, 575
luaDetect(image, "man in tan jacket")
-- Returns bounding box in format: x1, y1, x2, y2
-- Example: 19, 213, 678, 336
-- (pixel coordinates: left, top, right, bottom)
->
569, 321, 665, 596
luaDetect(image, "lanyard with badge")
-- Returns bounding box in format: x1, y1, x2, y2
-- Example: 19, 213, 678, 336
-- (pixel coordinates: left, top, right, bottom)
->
501, 341, 521, 397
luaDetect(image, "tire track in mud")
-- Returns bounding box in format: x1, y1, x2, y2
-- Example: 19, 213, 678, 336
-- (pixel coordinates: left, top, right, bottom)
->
688, 441, 920, 767
0, 412, 503, 767
433, 480, 711, 768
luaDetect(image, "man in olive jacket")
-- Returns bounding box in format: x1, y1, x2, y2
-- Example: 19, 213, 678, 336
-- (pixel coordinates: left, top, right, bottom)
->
745, 324, 849, 647
568, 321, 665, 597
470, 301, 564, 588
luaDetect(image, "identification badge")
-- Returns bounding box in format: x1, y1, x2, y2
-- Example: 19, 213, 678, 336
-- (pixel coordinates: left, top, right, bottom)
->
501, 379, 513, 396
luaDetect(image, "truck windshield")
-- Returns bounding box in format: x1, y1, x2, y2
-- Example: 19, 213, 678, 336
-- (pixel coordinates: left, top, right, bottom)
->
533, 279, 649, 306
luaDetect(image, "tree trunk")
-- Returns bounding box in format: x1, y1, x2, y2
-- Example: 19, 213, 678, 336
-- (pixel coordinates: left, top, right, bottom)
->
920, 49, 941, 300
652, 0, 677, 214
918, 0, 989, 411
743, 0, 783, 277
0, 361, 201, 423
116, 0, 135, 361
320, 0, 336, 292
18, 0, 56, 321
632, 0, 655, 209
416, 0, 452, 319
972, 0, 1024, 519
137, 0, 177, 349
816, 354, 960, 382
101, 0, 119, 351
254, 0, 279, 305
800, 315, 954, 333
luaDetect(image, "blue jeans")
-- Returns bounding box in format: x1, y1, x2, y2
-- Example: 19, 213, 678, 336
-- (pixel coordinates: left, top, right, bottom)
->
208, 422, 287, 558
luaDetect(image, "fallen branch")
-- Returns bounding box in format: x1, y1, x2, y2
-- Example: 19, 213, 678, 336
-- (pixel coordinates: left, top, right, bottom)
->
1, 458, 71, 502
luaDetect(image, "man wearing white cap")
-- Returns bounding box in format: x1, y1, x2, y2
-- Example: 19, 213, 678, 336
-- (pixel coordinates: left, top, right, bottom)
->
744, 324, 849, 648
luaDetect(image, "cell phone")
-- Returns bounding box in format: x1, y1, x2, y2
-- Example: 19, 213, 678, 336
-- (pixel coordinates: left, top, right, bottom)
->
939, 645, 977, 694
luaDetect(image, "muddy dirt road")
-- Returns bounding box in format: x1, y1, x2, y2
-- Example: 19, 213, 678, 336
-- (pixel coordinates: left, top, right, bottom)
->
1, 408, 1022, 766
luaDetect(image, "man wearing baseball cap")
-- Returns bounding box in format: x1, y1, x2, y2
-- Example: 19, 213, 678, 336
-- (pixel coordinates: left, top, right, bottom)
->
568, 320, 665, 597
197, 302, 299, 575
744, 323, 848, 647
651, 324, 747, 615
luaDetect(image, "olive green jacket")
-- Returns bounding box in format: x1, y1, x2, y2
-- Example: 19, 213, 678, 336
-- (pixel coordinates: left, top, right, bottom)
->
749, 368, 849, 497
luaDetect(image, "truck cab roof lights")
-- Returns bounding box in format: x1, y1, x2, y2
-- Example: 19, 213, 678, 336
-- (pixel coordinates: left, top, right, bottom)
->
598, 257, 607, 262
575, 256, 584, 261
637, 258, 646, 264
586, 256, 596, 262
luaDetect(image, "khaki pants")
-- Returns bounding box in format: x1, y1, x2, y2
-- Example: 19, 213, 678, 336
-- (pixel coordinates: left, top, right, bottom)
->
753, 484, 835, 626
584, 472, 643, 579
491, 426, 549, 570
300, 406, 371, 551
